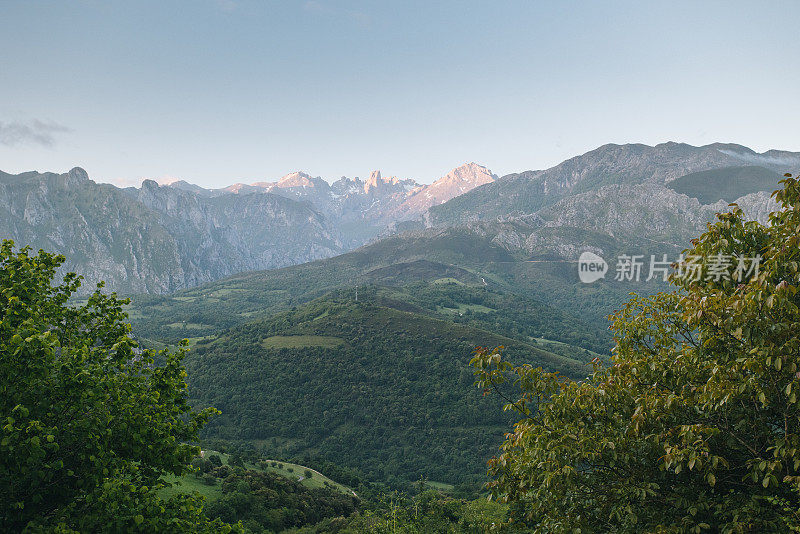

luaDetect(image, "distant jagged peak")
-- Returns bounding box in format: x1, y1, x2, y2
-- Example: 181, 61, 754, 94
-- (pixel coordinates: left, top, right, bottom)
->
435, 162, 496, 187
217, 171, 328, 193
275, 171, 329, 189
222, 182, 249, 194
362, 170, 414, 194
331, 175, 364, 192
382, 162, 496, 220
416, 163, 496, 199
364, 170, 387, 193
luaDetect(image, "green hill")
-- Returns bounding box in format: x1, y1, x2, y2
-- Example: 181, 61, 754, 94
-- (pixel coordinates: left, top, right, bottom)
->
127, 226, 651, 347
667, 165, 782, 204
184, 296, 591, 486
126, 232, 508, 342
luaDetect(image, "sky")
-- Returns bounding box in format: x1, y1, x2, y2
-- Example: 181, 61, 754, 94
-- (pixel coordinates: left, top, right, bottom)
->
1, 0, 799, 188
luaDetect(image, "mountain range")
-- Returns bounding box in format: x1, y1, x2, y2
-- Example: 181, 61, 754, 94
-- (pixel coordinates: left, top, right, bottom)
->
1, 142, 797, 295
0, 162, 495, 293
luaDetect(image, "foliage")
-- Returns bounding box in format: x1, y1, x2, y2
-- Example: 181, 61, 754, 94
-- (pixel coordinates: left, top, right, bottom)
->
377, 282, 611, 355
341, 490, 510, 533
204, 468, 358, 533
470, 175, 800, 532
0, 240, 226, 532
186, 296, 592, 486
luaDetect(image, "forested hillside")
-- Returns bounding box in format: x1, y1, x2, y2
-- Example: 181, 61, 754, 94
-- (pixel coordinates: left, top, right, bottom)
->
184, 294, 591, 486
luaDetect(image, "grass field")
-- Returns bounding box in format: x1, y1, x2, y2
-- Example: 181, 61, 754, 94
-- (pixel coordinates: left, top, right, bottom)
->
159, 449, 356, 502
261, 335, 345, 349
159, 472, 223, 501
257, 460, 354, 495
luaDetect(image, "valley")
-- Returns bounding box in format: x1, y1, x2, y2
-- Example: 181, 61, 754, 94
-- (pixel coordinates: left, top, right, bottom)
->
3, 141, 798, 531
97, 142, 797, 493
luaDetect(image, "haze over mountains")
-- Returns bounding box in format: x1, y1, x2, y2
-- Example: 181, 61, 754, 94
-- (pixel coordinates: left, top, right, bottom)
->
1, 142, 796, 294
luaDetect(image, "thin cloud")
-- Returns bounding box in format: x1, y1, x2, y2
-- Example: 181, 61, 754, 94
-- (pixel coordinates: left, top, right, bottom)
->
0, 119, 72, 147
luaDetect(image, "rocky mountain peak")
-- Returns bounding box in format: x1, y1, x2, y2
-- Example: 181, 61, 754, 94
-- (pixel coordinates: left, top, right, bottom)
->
68, 167, 89, 181
364, 170, 409, 195
364, 170, 385, 193
63, 167, 90, 187
277, 171, 318, 188
377, 162, 496, 222
436, 162, 495, 189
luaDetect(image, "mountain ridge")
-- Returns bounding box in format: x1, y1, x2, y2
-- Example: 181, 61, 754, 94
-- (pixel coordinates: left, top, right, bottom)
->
425, 142, 798, 227
3, 142, 796, 295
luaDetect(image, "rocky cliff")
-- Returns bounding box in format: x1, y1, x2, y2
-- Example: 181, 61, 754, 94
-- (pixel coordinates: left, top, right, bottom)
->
0, 168, 342, 293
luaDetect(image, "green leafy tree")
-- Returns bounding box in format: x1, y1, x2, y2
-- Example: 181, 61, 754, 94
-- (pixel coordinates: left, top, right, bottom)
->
471, 175, 800, 532
345, 490, 509, 533
0, 241, 231, 532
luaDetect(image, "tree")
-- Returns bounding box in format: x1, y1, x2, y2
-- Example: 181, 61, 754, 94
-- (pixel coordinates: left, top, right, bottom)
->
471, 175, 800, 532
0, 241, 232, 532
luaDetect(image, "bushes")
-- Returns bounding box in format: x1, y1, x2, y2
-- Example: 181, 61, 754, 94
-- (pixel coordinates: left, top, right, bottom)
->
205, 469, 358, 532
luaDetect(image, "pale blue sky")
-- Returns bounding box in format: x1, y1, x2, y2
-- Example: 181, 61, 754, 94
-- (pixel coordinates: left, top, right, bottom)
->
1, 0, 798, 187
